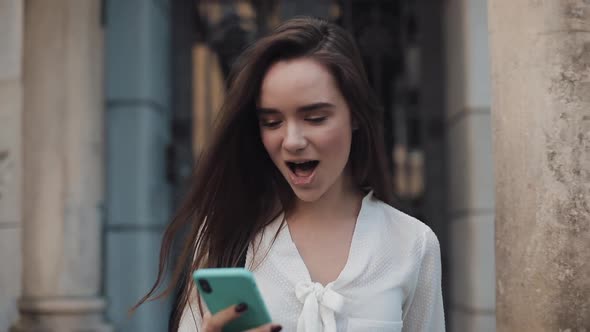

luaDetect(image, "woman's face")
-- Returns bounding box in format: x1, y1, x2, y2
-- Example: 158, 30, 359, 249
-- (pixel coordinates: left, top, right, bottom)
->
257, 58, 355, 202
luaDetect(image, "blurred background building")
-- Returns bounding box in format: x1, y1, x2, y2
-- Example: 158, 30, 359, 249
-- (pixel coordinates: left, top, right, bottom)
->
0, 0, 496, 331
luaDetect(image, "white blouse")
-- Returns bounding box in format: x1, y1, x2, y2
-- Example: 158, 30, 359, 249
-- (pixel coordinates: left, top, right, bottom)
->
179, 192, 445, 332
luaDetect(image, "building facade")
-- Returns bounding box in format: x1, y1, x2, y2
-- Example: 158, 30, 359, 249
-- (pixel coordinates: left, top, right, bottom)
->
2, 0, 586, 331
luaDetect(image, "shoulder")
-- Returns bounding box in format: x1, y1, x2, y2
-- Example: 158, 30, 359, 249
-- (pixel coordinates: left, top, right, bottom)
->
367, 195, 435, 238
363, 195, 440, 260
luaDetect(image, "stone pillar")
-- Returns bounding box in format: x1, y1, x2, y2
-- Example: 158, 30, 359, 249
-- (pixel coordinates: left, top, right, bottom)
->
444, 0, 496, 331
104, 0, 172, 330
0, 0, 23, 329
10, 0, 111, 331
489, 1, 590, 331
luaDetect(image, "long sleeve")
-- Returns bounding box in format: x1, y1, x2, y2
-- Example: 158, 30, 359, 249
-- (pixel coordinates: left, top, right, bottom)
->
402, 229, 445, 332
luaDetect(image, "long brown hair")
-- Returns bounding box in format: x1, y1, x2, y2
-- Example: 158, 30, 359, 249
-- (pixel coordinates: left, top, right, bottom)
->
133, 16, 394, 330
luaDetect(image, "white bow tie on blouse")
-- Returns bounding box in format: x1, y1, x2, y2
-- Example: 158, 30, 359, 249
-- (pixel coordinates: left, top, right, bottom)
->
295, 281, 346, 332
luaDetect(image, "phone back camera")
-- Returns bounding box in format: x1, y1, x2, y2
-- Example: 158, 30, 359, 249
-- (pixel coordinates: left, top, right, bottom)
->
198, 279, 212, 293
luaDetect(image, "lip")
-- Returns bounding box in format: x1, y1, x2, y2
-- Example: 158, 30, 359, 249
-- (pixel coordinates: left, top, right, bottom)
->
288, 168, 316, 186
284, 160, 319, 186
284, 159, 317, 164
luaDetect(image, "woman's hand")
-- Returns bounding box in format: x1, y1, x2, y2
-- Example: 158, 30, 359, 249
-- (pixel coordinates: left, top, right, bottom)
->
202, 303, 282, 332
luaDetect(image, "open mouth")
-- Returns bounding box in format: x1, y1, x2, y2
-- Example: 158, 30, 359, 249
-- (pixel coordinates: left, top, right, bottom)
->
285, 160, 319, 178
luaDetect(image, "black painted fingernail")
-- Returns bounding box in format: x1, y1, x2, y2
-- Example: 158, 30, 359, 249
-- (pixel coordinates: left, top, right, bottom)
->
271, 326, 282, 332
235, 303, 248, 313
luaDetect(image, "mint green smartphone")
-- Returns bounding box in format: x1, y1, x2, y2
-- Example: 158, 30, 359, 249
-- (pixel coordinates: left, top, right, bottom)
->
193, 268, 272, 332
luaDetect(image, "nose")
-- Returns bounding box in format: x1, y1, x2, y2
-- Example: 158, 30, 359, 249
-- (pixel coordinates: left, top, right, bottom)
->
283, 122, 308, 153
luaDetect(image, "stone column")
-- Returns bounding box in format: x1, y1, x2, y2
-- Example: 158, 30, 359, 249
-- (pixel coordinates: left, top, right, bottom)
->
10, 0, 111, 331
104, 0, 172, 330
444, 0, 496, 330
489, 1, 590, 331
0, 0, 23, 329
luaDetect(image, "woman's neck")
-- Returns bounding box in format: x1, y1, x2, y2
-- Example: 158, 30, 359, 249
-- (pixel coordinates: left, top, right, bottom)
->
288, 174, 364, 229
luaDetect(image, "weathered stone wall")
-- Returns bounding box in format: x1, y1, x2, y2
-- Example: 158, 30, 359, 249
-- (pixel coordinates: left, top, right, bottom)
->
0, 0, 23, 329
489, 0, 590, 330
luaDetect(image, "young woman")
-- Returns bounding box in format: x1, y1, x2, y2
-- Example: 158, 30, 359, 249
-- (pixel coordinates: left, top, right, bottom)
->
136, 17, 444, 332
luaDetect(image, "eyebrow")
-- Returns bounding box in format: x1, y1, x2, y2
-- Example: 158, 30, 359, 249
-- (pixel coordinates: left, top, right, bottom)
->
256, 102, 335, 115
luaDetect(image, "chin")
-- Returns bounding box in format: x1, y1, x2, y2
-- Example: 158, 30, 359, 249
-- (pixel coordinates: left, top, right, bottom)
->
290, 186, 326, 203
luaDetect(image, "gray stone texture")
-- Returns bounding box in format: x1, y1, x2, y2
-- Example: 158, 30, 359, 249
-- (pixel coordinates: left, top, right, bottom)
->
106, 106, 171, 227
0, 0, 22, 81
106, 231, 171, 332
448, 110, 496, 214
445, 0, 496, 331
104, 0, 172, 329
0, 228, 21, 330
489, 0, 590, 330
0, 0, 23, 330
105, 0, 171, 107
